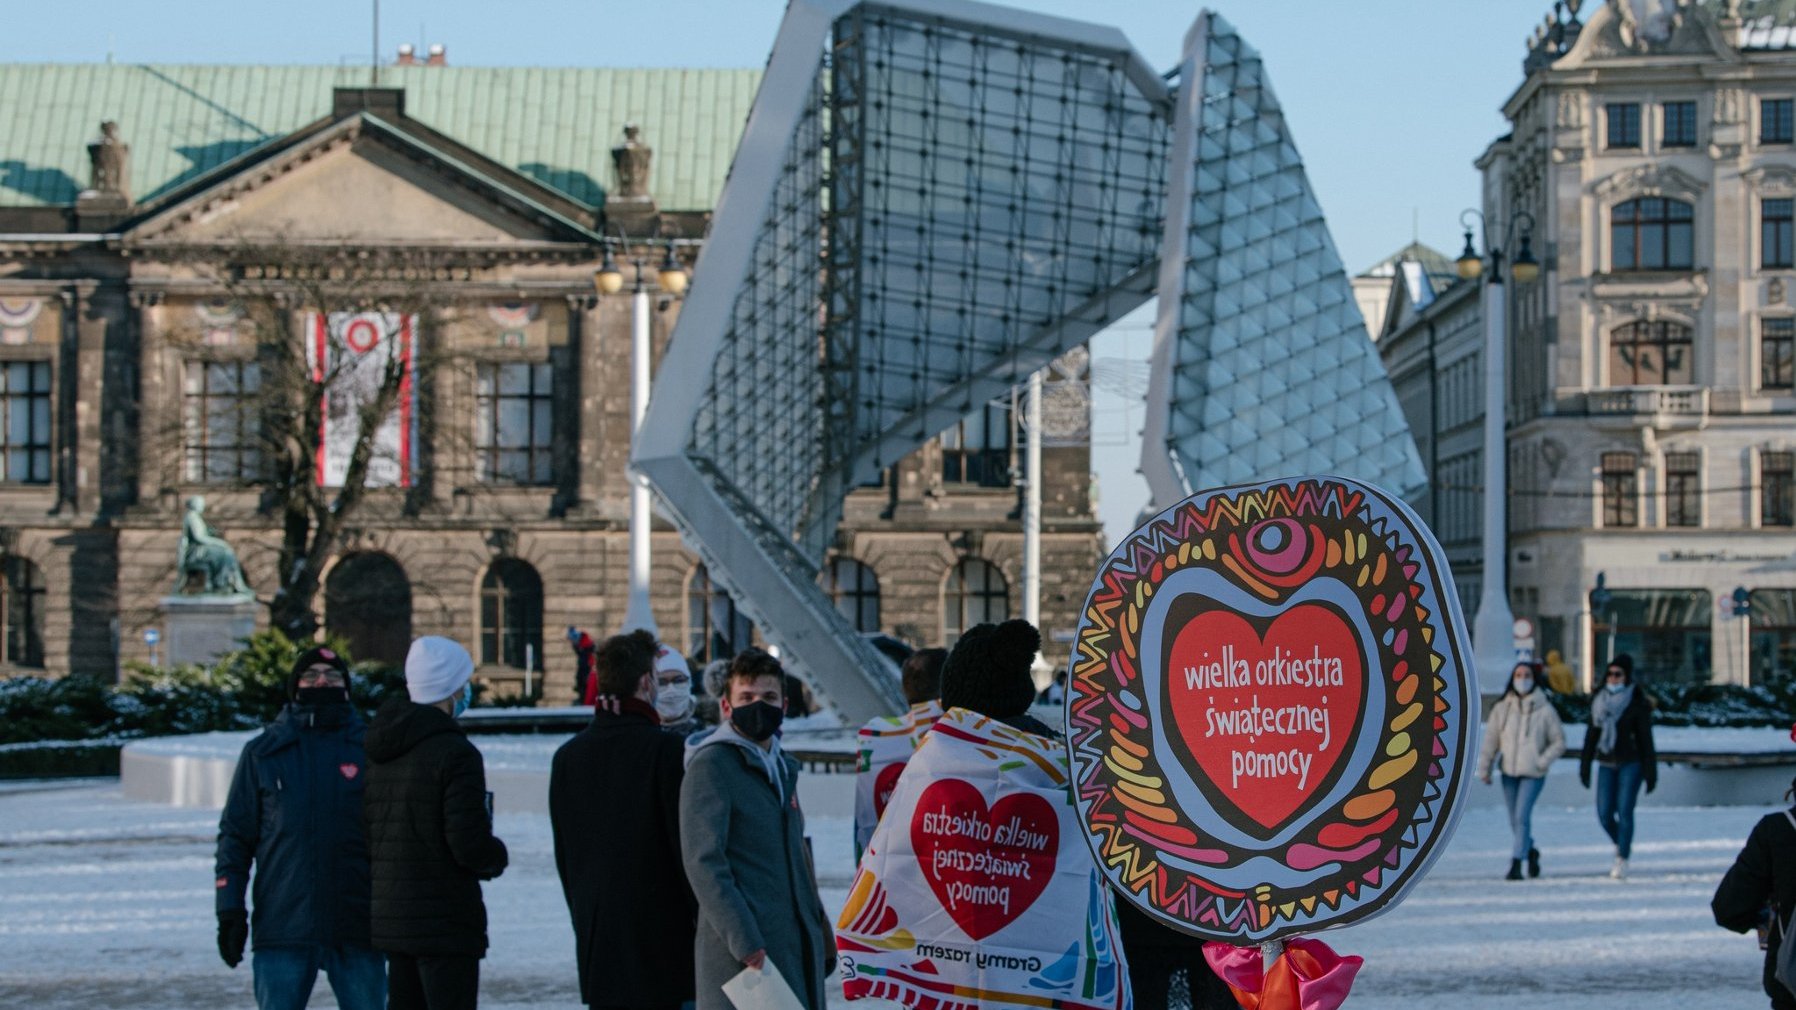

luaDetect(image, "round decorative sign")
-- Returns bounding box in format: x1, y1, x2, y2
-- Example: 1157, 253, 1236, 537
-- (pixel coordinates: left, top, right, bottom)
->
1067, 476, 1475, 943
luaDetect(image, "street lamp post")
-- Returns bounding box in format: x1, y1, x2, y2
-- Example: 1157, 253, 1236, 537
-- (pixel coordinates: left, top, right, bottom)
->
1454, 208, 1539, 698
596, 237, 689, 638
1022, 368, 1049, 679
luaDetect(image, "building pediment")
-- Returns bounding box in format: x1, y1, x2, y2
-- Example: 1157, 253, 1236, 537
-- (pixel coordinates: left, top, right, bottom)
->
1556, 0, 1740, 68
1589, 162, 1707, 202
122, 114, 603, 251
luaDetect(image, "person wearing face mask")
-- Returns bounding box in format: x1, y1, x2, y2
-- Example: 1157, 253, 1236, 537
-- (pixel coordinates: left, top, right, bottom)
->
214, 645, 384, 1010
1477, 661, 1567, 880
364, 637, 509, 1010
1579, 652, 1657, 880
651, 642, 702, 737
680, 647, 835, 1010
549, 629, 697, 1010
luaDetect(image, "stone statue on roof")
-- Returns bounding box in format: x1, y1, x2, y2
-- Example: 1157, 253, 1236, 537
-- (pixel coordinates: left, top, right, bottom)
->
611, 123, 653, 201
173, 496, 251, 596
85, 120, 130, 201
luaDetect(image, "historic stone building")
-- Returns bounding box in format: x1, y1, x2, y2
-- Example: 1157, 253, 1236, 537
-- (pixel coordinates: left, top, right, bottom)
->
0, 63, 1104, 700
1378, 0, 1796, 688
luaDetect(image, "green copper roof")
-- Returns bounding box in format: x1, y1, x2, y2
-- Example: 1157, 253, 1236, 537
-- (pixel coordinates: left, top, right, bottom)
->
0, 64, 762, 211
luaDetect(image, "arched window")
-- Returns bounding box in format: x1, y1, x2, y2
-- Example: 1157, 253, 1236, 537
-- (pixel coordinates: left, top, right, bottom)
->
480, 559, 543, 671
823, 557, 880, 633
1611, 197, 1693, 271
687, 564, 753, 664
943, 558, 1008, 640
1610, 320, 1693, 385
324, 553, 412, 665
1, 557, 44, 668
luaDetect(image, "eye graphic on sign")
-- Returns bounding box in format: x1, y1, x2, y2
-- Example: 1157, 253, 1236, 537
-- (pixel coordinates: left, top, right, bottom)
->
1066, 477, 1474, 943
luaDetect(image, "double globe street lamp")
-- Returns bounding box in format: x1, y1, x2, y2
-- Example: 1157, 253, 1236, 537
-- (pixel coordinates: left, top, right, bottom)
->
1454, 207, 1540, 698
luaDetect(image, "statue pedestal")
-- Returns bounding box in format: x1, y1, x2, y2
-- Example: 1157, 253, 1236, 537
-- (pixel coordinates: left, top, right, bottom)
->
160, 594, 258, 667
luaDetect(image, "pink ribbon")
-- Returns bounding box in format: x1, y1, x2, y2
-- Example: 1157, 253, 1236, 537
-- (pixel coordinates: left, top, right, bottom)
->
1202, 937, 1362, 1010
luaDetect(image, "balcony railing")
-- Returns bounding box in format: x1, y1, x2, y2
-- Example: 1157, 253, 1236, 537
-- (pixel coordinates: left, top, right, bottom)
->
1585, 385, 1709, 417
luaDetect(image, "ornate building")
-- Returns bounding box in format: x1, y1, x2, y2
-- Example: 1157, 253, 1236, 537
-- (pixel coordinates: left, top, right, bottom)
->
1379, 0, 1796, 687
0, 64, 1103, 698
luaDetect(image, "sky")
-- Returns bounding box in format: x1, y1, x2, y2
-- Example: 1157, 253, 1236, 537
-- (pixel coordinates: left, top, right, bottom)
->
6, 0, 1557, 544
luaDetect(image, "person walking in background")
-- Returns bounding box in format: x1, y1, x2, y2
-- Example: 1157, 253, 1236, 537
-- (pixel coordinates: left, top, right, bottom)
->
551, 629, 696, 1010
568, 627, 597, 706
1478, 661, 1566, 880
365, 637, 510, 1010
214, 646, 384, 1010
680, 648, 834, 1010
1580, 652, 1657, 880
1712, 775, 1796, 1010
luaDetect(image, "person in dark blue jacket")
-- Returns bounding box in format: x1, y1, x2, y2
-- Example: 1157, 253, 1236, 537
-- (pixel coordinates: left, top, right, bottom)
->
214, 645, 384, 1010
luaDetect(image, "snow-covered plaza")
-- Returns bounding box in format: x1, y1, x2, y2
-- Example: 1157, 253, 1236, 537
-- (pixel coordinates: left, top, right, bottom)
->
0, 762, 1781, 1010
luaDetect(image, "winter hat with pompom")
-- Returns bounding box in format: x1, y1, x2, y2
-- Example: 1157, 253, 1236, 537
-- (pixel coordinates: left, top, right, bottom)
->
940, 619, 1042, 719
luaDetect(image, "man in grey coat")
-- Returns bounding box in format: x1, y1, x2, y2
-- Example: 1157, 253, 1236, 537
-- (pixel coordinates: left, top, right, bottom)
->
679, 648, 834, 1010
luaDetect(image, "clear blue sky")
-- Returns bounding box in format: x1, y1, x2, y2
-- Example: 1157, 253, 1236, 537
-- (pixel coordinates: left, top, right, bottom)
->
7, 0, 1555, 544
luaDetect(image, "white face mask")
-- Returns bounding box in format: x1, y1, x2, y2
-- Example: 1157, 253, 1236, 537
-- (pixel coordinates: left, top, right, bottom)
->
654, 679, 694, 721
1606, 681, 1627, 694
1513, 676, 1534, 695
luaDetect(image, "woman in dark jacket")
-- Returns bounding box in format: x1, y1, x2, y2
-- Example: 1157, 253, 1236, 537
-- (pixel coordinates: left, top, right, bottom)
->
1712, 776, 1796, 1009
1579, 653, 1656, 880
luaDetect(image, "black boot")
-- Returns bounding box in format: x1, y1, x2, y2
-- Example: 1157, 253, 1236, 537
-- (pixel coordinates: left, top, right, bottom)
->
1506, 859, 1523, 881
1527, 847, 1540, 878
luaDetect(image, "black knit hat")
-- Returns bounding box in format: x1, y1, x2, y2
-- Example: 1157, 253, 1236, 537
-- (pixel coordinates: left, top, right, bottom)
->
1606, 653, 1634, 681
289, 645, 351, 698
940, 619, 1041, 719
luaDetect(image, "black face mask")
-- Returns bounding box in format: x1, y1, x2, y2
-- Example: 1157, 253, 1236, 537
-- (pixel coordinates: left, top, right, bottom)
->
729, 700, 783, 742
294, 686, 350, 708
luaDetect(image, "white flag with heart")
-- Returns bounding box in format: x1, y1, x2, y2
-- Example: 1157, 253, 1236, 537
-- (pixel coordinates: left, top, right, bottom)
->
836, 706, 1131, 1010
852, 699, 943, 862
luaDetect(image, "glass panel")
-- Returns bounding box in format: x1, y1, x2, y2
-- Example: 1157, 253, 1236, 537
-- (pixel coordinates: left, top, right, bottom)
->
1612, 223, 1635, 270
496, 401, 529, 448
1668, 222, 1693, 269
498, 363, 530, 395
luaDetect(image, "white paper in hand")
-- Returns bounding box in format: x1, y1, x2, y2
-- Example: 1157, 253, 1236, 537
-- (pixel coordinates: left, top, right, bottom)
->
721, 960, 805, 1010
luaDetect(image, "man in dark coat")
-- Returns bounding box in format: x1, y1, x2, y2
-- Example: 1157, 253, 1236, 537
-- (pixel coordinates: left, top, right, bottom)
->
215, 645, 384, 1010
551, 629, 697, 1009
680, 648, 834, 1010
1713, 776, 1796, 1009
365, 636, 509, 1010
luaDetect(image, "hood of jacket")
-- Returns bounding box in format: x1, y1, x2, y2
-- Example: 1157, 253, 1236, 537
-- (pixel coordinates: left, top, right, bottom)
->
365, 695, 464, 764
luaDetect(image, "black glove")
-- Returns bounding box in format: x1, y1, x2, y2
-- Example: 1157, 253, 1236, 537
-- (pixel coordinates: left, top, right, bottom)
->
1578, 765, 1591, 789
1645, 776, 1657, 794
217, 909, 248, 968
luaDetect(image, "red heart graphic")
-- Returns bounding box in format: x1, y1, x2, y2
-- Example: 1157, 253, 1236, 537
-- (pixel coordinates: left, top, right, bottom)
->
874, 761, 907, 817
339, 763, 359, 781
909, 779, 1058, 940
1165, 605, 1364, 833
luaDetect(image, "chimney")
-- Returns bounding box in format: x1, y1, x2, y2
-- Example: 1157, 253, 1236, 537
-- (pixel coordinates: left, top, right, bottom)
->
333, 86, 406, 121
426, 44, 447, 67
395, 43, 416, 66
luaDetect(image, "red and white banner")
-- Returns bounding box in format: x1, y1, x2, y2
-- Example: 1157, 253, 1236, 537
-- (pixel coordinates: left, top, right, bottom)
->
853, 700, 942, 862
307, 312, 415, 488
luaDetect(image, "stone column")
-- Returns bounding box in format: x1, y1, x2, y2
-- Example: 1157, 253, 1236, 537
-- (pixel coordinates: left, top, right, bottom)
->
128, 290, 167, 509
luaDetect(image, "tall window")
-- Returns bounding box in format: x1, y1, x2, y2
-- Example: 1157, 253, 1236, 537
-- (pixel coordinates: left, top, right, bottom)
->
1, 557, 43, 668
1763, 98, 1794, 144
1750, 589, 1796, 684
475, 362, 554, 485
1611, 198, 1694, 271
1591, 588, 1713, 685
823, 557, 880, 633
687, 565, 753, 663
941, 401, 1011, 487
943, 558, 1008, 640
1765, 317, 1795, 389
0, 362, 51, 484
1766, 199, 1794, 269
1606, 103, 1641, 148
1662, 101, 1697, 147
183, 360, 261, 483
1764, 451, 1794, 527
1602, 452, 1638, 528
1610, 320, 1694, 385
1664, 451, 1701, 527
480, 559, 543, 671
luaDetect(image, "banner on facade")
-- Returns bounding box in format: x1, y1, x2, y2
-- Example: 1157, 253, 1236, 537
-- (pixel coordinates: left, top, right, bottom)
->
1066, 476, 1475, 944
853, 700, 943, 862
837, 707, 1130, 1010
307, 312, 415, 488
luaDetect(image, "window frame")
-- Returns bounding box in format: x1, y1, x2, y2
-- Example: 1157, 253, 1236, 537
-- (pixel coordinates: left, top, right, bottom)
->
1762, 97, 1795, 145
686, 563, 753, 664
0, 359, 53, 486
473, 360, 556, 486
479, 558, 544, 672
1764, 451, 1795, 527
1605, 102, 1642, 149
1765, 198, 1795, 270
823, 556, 881, 634
0, 556, 44, 669
942, 558, 1009, 640
1601, 451, 1639, 528
181, 357, 263, 485
1661, 100, 1698, 148
1663, 450, 1701, 528
1763, 317, 1795, 390
940, 400, 1013, 488
1610, 197, 1695, 272
1609, 319, 1695, 386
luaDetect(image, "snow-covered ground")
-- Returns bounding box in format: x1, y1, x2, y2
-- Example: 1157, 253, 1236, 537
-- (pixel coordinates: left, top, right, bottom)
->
0, 776, 1779, 1009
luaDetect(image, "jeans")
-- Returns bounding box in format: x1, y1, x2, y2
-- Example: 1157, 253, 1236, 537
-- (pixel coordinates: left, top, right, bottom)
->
387, 952, 480, 1010
251, 945, 386, 1010
1595, 760, 1645, 859
1499, 773, 1546, 861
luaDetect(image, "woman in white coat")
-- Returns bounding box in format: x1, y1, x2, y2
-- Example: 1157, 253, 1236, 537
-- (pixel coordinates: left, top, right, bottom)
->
1478, 661, 1567, 880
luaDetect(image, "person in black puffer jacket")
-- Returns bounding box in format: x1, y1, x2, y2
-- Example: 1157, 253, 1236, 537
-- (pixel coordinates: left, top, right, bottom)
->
1713, 775, 1796, 1010
365, 637, 509, 1010
215, 645, 385, 1010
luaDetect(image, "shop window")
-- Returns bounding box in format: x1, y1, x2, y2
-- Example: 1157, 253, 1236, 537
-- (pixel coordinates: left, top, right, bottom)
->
1589, 587, 1713, 684
1750, 589, 1796, 684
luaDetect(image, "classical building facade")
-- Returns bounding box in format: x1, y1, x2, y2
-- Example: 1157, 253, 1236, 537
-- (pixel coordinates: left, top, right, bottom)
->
1379, 0, 1796, 688
0, 64, 1103, 699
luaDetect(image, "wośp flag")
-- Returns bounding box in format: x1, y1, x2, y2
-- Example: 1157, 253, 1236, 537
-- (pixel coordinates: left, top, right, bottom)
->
853, 700, 943, 861
836, 707, 1130, 1010
307, 312, 416, 488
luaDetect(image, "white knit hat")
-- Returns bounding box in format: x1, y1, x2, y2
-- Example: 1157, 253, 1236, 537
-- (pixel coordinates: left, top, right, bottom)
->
405, 636, 474, 704
653, 642, 690, 680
